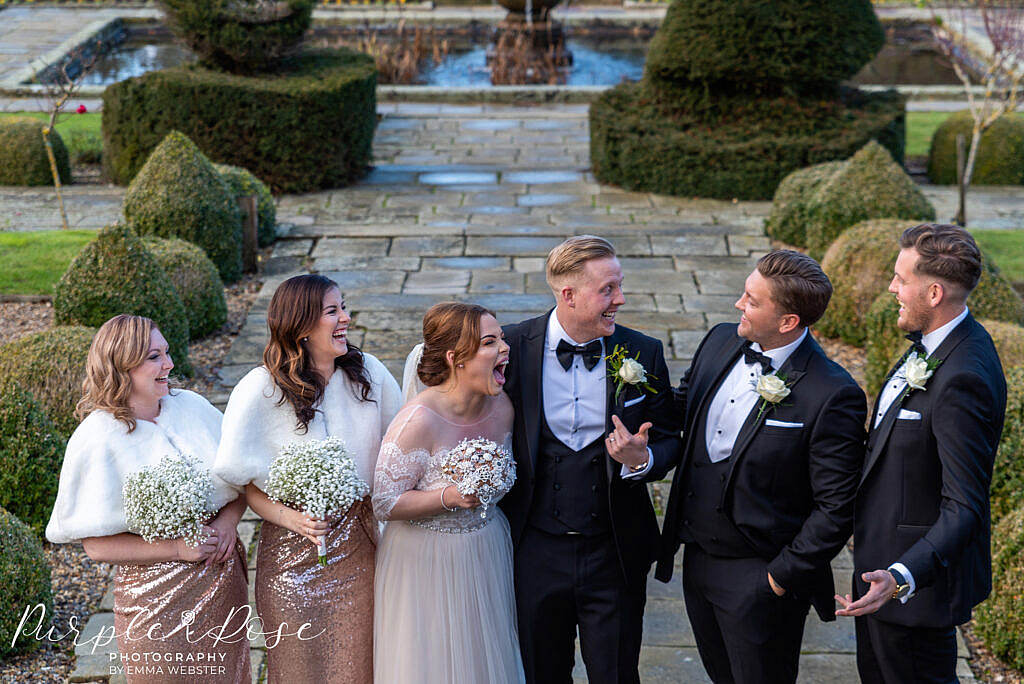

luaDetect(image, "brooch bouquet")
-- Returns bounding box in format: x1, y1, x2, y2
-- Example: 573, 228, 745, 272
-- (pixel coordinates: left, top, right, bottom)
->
123, 453, 216, 548
605, 344, 658, 405
264, 437, 369, 566
440, 438, 516, 519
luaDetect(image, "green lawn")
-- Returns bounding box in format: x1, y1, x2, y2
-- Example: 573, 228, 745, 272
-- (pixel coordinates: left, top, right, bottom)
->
0, 230, 96, 295
974, 230, 1024, 284
906, 111, 952, 158
0, 111, 103, 164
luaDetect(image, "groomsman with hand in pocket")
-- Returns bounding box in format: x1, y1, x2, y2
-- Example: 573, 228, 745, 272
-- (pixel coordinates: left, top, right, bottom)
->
835, 223, 1007, 684
658, 250, 867, 684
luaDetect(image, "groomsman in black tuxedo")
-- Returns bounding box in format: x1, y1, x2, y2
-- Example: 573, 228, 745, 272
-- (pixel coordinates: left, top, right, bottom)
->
500, 235, 683, 684
657, 250, 867, 684
835, 223, 1007, 683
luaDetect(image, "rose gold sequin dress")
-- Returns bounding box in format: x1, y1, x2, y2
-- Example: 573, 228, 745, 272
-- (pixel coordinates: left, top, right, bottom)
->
113, 540, 251, 684
255, 496, 377, 683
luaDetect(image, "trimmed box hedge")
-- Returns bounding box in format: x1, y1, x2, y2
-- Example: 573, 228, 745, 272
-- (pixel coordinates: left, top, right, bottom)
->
0, 504, 52, 657
102, 49, 377, 194
992, 365, 1024, 522
142, 237, 227, 340
589, 84, 906, 201
764, 161, 844, 248
975, 503, 1024, 671
928, 111, 1024, 186
214, 163, 277, 247
0, 118, 71, 187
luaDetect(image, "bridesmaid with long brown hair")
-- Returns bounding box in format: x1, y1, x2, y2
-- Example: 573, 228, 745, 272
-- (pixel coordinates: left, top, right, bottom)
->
213, 274, 402, 683
46, 314, 250, 683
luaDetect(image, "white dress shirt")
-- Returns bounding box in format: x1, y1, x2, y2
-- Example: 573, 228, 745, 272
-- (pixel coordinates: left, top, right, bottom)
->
704, 328, 808, 463
542, 312, 650, 480
874, 306, 968, 602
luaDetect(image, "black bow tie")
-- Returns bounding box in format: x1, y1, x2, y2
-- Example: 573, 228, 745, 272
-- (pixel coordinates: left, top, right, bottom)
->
742, 342, 773, 373
556, 338, 602, 372
905, 331, 927, 356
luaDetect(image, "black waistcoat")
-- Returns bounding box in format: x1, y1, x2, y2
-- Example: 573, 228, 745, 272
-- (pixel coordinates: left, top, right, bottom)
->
678, 399, 757, 558
527, 410, 610, 536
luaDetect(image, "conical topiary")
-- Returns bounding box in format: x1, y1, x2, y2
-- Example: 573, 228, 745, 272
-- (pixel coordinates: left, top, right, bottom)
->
804, 141, 935, 259
214, 163, 277, 247
53, 223, 193, 376
142, 237, 227, 340
123, 131, 242, 283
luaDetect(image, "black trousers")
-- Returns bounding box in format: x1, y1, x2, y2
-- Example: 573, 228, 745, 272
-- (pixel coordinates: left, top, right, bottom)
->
683, 544, 810, 684
513, 525, 646, 684
855, 614, 958, 684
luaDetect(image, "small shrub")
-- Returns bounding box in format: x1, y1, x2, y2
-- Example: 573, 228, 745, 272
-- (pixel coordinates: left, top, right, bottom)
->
53, 223, 193, 376
765, 161, 845, 248
213, 163, 277, 247
0, 326, 95, 436
991, 366, 1024, 521
123, 131, 242, 283
0, 118, 71, 186
142, 237, 227, 340
975, 505, 1024, 671
804, 141, 935, 259
0, 382, 66, 539
928, 111, 1024, 185
818, 219, 918, 345
0, 505, 53, 658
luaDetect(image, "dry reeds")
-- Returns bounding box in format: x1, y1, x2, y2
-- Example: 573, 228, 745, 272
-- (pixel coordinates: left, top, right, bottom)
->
355, 20, 450, 84
489, 28, 568, 86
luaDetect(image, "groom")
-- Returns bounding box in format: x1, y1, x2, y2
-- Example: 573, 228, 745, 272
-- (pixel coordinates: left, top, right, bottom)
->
500, 235, 682, 684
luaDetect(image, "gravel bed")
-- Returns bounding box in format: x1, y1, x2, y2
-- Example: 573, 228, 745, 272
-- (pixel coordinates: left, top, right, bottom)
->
0, 301, 54, 346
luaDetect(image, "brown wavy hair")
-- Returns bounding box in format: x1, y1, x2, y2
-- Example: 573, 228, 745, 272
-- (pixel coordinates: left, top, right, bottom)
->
263, 274, 373, 432
76, 314, 176, 433
417, 302, 496, 387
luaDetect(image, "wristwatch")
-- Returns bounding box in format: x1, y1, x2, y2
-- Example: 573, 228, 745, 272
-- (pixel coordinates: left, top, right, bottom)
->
889, 568, 911, 601
629, 458, 650, 473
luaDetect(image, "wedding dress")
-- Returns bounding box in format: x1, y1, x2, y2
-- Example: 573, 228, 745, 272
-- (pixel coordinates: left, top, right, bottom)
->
372, 403, 526, 684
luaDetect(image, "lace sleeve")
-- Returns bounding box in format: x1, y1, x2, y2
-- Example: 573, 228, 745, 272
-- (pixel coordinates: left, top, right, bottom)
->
372, 406, 429, 520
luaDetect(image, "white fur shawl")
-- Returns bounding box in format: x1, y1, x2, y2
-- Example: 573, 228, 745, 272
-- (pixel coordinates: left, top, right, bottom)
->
213, 354, 402, 492
45, 390, 241, 544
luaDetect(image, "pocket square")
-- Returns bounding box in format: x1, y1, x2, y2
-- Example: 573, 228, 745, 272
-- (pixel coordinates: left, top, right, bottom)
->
623, 395, 646, 408
897, 409, 922, 420
764, 419, 804, 428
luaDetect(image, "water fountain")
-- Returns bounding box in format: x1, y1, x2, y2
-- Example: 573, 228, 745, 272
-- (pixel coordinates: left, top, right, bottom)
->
487, 0, 572, 84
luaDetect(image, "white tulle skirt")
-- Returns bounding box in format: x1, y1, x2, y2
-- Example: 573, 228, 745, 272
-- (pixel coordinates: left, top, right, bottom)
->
373, 510, 526, 684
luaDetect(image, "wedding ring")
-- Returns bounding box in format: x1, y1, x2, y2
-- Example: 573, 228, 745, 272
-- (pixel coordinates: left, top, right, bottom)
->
609, 436, 616, 442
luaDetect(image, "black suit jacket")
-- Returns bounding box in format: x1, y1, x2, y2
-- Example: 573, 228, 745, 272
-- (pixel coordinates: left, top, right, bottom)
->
854, 313, 1006, 628
657, 323, 867, 621
499, 312, 683, 586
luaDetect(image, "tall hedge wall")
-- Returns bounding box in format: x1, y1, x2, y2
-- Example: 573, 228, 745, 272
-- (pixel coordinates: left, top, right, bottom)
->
102, 49, 377, 194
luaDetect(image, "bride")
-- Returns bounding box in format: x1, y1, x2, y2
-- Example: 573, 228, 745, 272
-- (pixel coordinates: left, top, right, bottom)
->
372, 302, 526, 684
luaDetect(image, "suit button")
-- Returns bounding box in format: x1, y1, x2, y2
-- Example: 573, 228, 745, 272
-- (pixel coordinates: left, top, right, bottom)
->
684, 519, 690, 526
591, 485, 598, 492
687, 491, 694, 498
555, 456, 562, 463
591, 457, 599, 465
711, 536, 719, 542
720, 474, 726, 482
554, 509, 561, 517
591, 513, 599, 519
716, 506, 723, 513
553, 483, 561, 491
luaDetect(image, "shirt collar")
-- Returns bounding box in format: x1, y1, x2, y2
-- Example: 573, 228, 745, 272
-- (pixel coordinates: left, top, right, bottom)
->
749, 327, 808, 371
547, 310, 604, 350
921, 307, 969, 356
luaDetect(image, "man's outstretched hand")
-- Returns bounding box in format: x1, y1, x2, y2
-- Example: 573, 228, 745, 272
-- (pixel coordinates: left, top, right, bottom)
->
835, 570, 896, 617
605, 415, 651, 470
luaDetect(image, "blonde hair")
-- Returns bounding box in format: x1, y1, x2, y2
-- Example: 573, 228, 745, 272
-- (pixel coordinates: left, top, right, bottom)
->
545, 235, 616, 291
76, 314, 167, 433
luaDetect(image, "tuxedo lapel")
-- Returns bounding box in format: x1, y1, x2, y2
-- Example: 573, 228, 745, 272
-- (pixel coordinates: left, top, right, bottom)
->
603, 326, 625, 482
520, 313, 549, 476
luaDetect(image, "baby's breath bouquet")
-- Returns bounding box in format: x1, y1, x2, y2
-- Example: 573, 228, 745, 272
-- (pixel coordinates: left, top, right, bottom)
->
264, 437, 369, 566
123, 453, 217, 548
439, 438, 516, 518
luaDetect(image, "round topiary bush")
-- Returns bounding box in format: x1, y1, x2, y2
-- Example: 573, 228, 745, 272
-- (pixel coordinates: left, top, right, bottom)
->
102, 50, 377, 195
805, 141, 936, 259
53, 223, 193, 376
0, 505, 53, 658
818, 219, 919, 345
0, 118, 71, 187
765, 161, 845, 248
142, 237, 227, 340
0, 382, 66, 539
864, 260, 1024, 394
123, 131, 242, 283
0, 326, 95, 437
975, 504, 1024, 671
928, 111, 1024, 185
991, 366, 1024, 521
159, 0, 314, 74
214, 163, 277, 247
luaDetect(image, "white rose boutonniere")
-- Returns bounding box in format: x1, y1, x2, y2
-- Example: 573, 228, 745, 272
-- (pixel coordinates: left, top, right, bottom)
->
752, 370, 792, 422
605, 344, 658, 405
901, 352, 941, 392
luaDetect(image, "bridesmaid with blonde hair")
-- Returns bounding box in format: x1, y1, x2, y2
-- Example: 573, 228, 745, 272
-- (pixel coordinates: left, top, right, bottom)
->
214, 274, 402, 683
47, 314, 250, 683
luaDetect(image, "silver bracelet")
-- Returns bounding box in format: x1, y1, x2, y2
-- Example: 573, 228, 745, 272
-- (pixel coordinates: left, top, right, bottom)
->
440, 485, 457, 512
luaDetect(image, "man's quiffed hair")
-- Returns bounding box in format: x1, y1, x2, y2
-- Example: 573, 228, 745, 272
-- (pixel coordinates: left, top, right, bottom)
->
756, 250, 833, 327
545, 235, 616, 291
899, 223, 982, 298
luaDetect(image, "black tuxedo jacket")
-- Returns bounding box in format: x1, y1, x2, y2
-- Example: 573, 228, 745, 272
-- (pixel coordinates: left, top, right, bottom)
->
657, 323, 867, 621
498, 312, 683, 586
854, 313, 1006, 628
